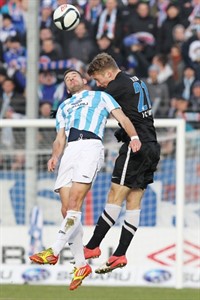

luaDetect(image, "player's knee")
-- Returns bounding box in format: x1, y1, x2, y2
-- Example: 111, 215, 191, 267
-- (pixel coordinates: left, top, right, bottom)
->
68, 196, 81, 211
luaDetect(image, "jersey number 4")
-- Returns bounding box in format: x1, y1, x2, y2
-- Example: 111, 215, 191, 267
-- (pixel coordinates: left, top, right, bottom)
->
133, 81, 152, 113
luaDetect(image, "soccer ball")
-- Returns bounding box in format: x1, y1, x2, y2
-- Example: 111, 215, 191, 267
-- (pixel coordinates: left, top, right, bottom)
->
53, 4, 80, 31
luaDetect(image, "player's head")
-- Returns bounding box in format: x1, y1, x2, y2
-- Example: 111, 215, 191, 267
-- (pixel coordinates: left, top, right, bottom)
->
87, 53, 120, 88
63, 69, 87, 94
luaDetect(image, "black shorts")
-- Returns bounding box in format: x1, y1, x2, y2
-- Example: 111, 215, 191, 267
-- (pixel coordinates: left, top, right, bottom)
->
111, 142, 160, 189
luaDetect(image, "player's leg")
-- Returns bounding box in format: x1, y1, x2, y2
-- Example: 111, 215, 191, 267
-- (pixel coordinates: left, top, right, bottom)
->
84, 182, 130, 258
112, 188, 144, 257
29, 183, 91, 264
85, 143, 130, 258
29, 186, 71, 265
95, 189, 144, 274
95, 188, 144, 273
68, 140, 103, 289
52, 182, 91, 255
95, 142, 160, 273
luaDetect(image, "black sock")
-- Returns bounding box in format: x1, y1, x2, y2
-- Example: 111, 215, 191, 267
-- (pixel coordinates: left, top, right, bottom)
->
86, 210, 115, 249
113, 223, 137, 256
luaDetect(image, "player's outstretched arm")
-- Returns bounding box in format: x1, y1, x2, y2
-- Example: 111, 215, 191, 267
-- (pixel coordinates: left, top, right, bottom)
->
111, 108, 141, 153
48, 128, 66, 172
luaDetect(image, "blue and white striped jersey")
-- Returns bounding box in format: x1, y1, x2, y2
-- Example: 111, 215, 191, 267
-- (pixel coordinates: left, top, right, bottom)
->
56, 90, 120, 140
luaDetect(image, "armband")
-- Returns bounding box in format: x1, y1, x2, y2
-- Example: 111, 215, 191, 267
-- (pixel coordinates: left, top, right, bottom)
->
131, 135, 139, 141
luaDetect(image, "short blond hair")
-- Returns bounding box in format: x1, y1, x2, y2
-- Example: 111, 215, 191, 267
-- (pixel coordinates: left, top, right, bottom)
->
87, 53, 118, 75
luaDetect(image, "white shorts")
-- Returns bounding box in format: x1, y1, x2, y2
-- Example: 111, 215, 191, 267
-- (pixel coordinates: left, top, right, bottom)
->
54, 139, 104, 192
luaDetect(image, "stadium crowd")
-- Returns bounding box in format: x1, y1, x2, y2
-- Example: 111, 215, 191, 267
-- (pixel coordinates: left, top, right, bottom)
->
0, 0, 200, 169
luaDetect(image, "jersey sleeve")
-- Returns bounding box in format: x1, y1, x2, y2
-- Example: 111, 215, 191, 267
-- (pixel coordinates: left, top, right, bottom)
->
56, 106, 65, 132
101, 91, 121, 113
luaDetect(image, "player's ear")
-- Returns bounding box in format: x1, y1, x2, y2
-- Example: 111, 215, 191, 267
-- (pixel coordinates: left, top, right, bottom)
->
106, 70, 112, 78
83, 78, 87, 85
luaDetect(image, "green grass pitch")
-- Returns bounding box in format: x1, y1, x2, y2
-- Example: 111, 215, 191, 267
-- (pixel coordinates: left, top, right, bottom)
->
0, 285, 199, 300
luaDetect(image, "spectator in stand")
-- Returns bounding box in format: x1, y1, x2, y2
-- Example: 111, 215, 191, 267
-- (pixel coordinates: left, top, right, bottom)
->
168, 95, 195, 131
168, 44, 185, 85
123, 31, 156, 76
120, 0, 139, 36
51, 0, 78, 59
52, 80, 69, 110
3, 35, 26, 67
95, 0, 123, 51
126, 2, 157, 38
83, 0, 104, 37
39, 27, 56, 45
173, 65, 197, 101
0, 13, 17, 43
0, 77, 26, 116
39, 101, 52, 119
157, 3, 183, 55
185, 9, 200, 40
152, 53, 174, 97
187, 0, 200, 25
178, 0, 194, 28
37, 100, 56, 169
1, 0, 26, 43
123, 36, 151, 78
2, 35, 26, 93
39, 27, 64, 63
39, 1, 54, 30
182, 11, 200, 78
92, 34, 125, 69
189, 80, 200, 113
0, 77, 26, 169
0, 41, 3, 63
0, 67, 7, 94
149, 0, 170, 28
40, 37, 64, 61
142, 64, 170, 118
172, 24, 187, 48
38, 70, 59, 107
188, 40, 200, 80
68, 21, 98, 65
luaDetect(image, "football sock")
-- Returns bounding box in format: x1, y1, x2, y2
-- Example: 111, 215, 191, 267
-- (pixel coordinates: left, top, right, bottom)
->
113, 209, 140, 256
68, 223, 87, 267
86, 203, 121, 249
52, 210, 81, 256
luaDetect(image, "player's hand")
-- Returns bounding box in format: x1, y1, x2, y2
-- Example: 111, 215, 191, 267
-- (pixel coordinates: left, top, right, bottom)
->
129, 138, 142, 153
47, 156, 58, 172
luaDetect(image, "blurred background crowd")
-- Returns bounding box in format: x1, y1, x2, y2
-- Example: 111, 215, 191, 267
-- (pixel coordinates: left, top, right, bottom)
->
0, 0, 199, 148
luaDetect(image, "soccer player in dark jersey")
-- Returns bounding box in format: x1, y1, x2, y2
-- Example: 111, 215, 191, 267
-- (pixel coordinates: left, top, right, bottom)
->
84, 52, 161, 274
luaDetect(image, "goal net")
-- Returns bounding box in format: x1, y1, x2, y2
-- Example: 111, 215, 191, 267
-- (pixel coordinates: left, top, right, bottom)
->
1, 118, 196, 227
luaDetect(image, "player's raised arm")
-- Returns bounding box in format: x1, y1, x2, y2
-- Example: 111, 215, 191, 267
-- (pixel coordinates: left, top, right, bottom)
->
47, 128, 66, 172
111, 108, 142, 153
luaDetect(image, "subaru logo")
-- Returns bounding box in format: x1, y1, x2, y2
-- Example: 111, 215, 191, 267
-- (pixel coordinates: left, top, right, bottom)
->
144, 269, 171, 283
22, 268, 50, 282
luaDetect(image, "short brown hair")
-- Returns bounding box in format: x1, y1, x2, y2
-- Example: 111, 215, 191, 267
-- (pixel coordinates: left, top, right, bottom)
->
87, 53, 118, 76
63, 69, 83, 80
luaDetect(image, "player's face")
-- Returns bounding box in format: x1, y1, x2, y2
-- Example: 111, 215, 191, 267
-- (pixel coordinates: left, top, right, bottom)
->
64, 71, 85, 94
92, 72, 111, 88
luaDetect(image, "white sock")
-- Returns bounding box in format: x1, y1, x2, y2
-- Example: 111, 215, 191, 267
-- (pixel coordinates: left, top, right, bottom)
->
52, 210, 81, 256
103, 203, 121, 225
124, 209, 141, 233
68, 223, 86, 267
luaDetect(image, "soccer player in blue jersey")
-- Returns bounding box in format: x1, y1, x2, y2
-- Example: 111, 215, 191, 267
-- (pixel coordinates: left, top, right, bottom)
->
84, 53, 160, 274
29, 69, 141, 290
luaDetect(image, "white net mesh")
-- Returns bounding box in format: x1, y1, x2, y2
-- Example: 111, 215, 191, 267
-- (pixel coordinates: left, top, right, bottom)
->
0, 120, 199, 230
